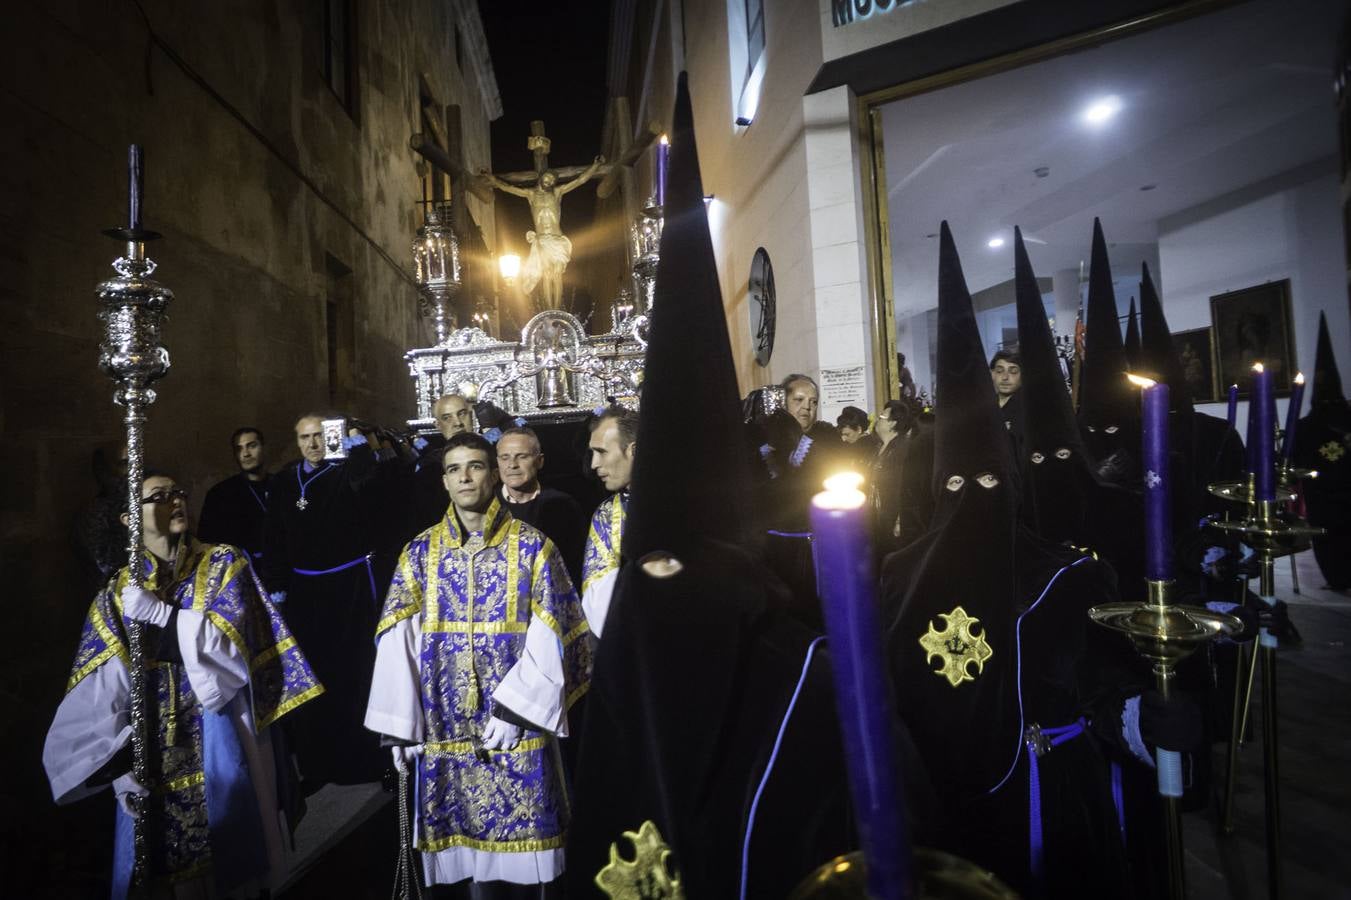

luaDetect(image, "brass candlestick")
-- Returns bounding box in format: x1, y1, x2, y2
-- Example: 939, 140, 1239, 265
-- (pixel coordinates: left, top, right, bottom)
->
1089, 581, 1239, 900
1207, 475, 1321, 900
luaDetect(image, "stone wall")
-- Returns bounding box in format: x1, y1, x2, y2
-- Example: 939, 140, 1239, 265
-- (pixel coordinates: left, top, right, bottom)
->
0, 1, 497, 891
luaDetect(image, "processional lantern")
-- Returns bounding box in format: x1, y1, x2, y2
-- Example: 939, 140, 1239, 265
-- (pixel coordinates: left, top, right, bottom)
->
96, 143, 175, 887
412, 201, 461, 344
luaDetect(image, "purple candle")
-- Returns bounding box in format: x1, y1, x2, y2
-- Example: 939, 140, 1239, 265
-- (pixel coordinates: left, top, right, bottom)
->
655, 134, 669, 208
1226, 384, 1238, 431
1252, 364, 1275, 501
1282, 372, 1305, 462
128, 144, 143, 231
810, 474, 912, 900
1134, 376, 1172, 581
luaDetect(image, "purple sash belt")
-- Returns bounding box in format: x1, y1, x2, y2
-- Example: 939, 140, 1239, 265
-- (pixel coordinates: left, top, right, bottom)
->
293, 553, 378, 602
1025, 718, 1088, 880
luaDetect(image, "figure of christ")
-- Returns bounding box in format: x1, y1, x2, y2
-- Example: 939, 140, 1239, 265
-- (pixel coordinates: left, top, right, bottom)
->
481, 156, 604, 309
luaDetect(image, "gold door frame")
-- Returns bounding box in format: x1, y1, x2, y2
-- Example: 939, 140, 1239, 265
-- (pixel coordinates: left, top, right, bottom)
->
854, 0, 1240, 404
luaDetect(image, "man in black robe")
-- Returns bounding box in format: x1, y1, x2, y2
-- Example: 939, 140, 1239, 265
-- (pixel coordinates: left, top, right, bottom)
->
881, 223, 1194, 899
197, 426, 273, 563
1296, 313, 1351, 590
496, 425, 586, 586
1136, 263, 1245, 551
261, 414, 388, 790
1012, 228, 1145, 594
567, 75, 873, 898
1078, 219, 1141, 486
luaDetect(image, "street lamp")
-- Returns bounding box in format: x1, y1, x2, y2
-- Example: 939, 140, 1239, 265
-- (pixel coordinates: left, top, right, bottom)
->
498, 253, 521, 284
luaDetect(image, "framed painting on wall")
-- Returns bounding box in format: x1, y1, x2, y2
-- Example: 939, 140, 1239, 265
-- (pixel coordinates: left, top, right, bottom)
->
1171, 327, 1218, 402
1210, 280, 1297, 396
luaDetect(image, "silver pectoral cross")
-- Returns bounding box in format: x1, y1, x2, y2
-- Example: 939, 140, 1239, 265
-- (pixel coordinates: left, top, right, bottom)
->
296, 497, 309, 511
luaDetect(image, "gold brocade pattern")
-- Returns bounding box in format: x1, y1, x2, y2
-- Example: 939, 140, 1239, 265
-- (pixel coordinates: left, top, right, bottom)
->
1319, 440, 1345, 462
60, 540, 323, 883
582, 494, 626, 594
918, 606, 994, 687
595, 820, 686, 900
376, 505, 592, 857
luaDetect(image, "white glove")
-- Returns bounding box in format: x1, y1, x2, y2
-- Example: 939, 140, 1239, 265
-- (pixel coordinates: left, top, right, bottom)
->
480, 716, 522, 751
121, 585, 173, 627
113, 773, 148, 819
390, 744, 423, 773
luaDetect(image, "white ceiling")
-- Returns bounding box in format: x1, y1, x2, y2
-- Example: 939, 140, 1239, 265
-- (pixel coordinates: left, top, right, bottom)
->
881, 0, 1344, 317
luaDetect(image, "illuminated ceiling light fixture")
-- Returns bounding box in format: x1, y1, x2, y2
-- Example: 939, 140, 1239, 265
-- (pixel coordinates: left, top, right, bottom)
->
987, 236, 1005, 249
1082, 95, 1123, 126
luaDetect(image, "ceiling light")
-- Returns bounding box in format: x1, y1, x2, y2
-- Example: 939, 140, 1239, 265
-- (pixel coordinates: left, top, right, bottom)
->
1083, 96, 1123, 125
987, 237, 1005, 249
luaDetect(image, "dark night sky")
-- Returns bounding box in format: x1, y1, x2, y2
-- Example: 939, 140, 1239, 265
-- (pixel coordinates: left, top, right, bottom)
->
478, 0, 611, 253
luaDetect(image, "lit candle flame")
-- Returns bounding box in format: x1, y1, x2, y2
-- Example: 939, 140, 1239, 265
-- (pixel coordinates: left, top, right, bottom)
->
659, 134, 669, 146
1252, 362, 1265, 373
814, 471, 867, 510
1125, 373, 1156, 389
1294, 372, 1305, 385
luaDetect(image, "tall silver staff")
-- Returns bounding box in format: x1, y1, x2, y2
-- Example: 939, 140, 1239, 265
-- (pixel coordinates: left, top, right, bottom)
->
97, 144, 174, 887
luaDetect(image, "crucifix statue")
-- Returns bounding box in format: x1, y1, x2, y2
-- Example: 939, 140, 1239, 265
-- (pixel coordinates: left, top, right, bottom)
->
478, 121, 606, 310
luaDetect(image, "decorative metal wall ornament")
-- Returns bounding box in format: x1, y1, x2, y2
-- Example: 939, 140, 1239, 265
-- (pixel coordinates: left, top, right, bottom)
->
96, 144, 174, 886
411, 201, 462, 344
749, 247, 776, 367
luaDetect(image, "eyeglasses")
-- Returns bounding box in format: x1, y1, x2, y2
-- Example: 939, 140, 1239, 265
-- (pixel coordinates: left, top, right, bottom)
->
143, 487, 189, 505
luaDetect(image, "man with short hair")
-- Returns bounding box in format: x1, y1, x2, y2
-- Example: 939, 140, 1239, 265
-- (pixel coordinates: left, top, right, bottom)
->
497, 426, 586, 585
990, 349, 1024, 438
873, 399, 915, 545
433, 393, 474, 438
400, 394, 477, 540
366, 432, 591, 892
198, 426, 273, 563
45, 471, 321, 897
260, 413, 388, 790
581, 406, 638, 637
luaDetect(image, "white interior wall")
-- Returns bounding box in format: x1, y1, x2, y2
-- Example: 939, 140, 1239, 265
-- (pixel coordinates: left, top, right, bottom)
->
1158, 162, 1349, 438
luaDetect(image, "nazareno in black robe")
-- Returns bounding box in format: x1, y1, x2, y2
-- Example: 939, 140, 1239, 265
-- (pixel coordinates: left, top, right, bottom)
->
261, 445, 389, 789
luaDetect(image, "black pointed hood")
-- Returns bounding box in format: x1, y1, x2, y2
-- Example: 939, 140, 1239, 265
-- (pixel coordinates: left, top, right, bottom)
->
1138, 261, 1194, 416
569, 74, 855, 897
1311, 312, 1346, 409
881, 223, 1022, 796
1124, 297, 1141, 368
621, 75, 752, 561
931, 222, 1016, 509
1077, 219, 1140, 476
1014, 227, 1095, 540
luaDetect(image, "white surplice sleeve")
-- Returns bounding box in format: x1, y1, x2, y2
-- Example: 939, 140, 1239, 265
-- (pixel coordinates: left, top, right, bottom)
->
493, 615, 570, 737
177, 608, 249, 717
581, 567, 618, 639
364, 615, 424, 743
44, 658, 131, 804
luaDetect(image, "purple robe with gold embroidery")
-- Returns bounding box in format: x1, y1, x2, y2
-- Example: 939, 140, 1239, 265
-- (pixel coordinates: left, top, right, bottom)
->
580, 492, 627, 637
366, 499, 591, 885
44, 539, 322, 898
